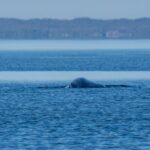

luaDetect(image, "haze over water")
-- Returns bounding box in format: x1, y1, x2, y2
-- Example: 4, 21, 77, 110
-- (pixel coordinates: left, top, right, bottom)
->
0, 40, 150, 51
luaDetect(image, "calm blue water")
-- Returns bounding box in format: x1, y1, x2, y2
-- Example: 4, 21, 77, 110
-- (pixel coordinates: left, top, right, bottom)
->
0, 81, 150, 149
1, 40, 150, 71
0, 40, 150, 149
1, 50, 150, 71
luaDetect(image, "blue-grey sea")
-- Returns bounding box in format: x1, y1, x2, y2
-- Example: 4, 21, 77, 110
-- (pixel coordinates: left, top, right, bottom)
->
1, 50, 150, 71
0, 40, 150, 150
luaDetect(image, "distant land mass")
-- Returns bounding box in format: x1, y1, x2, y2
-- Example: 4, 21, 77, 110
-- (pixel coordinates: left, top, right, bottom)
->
0, 18, 150, 39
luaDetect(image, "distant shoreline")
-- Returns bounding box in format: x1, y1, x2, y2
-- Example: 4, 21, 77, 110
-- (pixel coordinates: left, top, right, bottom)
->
0, 18, 150, 39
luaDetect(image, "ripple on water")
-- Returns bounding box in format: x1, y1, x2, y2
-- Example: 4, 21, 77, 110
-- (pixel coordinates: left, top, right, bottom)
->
0, 81, 150, 149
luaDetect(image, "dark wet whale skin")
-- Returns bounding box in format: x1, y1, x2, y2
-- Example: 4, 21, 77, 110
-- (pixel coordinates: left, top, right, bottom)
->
66, 78, 132, 88
37, 78, 133, 89
66, 78, 104, 88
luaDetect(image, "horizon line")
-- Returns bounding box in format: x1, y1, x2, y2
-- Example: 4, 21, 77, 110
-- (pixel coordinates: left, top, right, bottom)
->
0, 17, 150, 21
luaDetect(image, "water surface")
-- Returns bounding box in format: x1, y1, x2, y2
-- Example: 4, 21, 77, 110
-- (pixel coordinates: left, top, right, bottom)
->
1, 50, 150, 71
1, 40, 150, 149
0, 80, 150, 149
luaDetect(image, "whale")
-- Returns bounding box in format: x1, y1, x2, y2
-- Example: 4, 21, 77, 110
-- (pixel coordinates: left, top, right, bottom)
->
65, 77, 132, 88
37, 77, 132, 89
66, 77, 104, 88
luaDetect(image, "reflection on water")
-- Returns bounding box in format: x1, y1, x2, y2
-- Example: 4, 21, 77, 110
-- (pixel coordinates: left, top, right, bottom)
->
0, 40, 150, 51
0, 71, 150, 82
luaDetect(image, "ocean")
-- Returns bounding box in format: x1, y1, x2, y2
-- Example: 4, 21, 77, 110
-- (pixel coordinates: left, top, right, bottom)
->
0, 40, 150, 150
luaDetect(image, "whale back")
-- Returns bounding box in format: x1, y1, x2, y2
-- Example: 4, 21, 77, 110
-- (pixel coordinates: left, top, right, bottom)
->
67, 77, 103, 88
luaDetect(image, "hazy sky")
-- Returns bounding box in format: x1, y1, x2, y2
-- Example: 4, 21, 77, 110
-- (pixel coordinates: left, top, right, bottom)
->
0, 0, 150, 19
